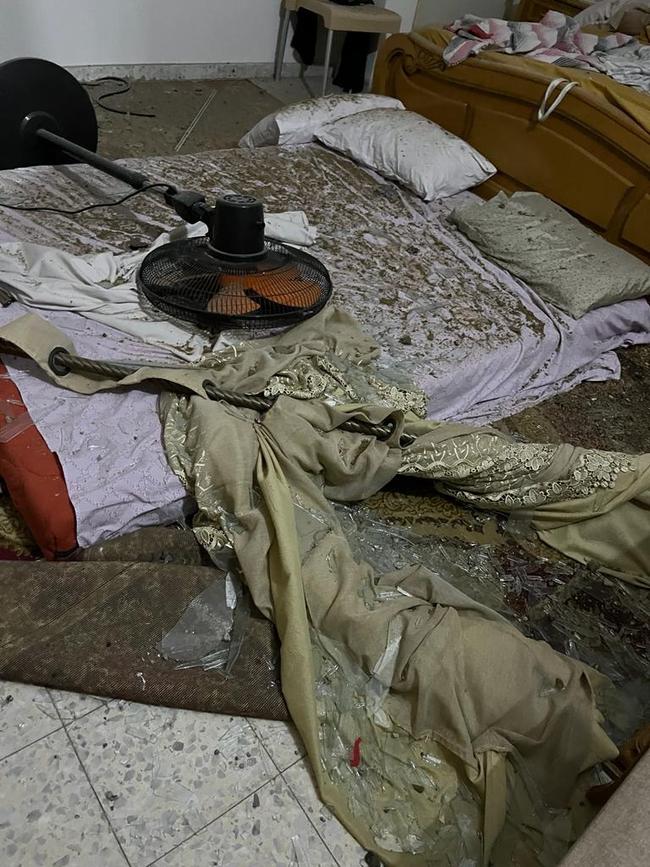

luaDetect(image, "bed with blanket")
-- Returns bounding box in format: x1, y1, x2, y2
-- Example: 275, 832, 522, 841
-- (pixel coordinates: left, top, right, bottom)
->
0, 144, 649, 556
373, 21, 650, 263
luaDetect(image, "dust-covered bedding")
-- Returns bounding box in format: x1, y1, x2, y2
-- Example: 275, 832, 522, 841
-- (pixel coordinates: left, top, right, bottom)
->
0, 145, 648, 548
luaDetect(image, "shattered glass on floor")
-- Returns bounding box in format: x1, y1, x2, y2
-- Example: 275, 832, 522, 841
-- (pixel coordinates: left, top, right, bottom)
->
286, 501, 647, 865
335, 502, 649, 745
312, 629, 484, 865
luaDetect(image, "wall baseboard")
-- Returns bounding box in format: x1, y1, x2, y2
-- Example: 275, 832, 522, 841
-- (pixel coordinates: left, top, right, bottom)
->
66, 61, 325, 82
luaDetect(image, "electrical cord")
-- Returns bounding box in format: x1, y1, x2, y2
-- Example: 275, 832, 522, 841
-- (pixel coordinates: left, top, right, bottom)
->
0, 182, 171, 215
84, 76, 156, 118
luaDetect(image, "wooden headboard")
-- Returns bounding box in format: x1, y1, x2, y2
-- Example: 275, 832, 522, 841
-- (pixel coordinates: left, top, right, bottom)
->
373, 33, 650, 262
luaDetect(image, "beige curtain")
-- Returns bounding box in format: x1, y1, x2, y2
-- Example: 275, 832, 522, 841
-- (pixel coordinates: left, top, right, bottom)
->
2, 310, 647, 864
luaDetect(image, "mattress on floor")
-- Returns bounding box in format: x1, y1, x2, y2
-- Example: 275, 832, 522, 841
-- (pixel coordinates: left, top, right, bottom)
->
1, 145, 649, 554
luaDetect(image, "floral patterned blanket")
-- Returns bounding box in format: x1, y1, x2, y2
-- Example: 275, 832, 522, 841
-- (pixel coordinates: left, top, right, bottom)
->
443, 11, 650, 92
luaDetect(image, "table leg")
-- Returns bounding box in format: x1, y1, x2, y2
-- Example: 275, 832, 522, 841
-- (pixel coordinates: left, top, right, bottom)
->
274, 6, 291, 81
322, 28, 334, 96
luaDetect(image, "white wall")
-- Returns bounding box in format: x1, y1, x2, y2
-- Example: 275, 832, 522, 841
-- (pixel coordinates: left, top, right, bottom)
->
0, 0, 422, 70
0, 0, 477, 72
414, 0, 506, 28
0, 0, 289, 66
382, 0, 420, 30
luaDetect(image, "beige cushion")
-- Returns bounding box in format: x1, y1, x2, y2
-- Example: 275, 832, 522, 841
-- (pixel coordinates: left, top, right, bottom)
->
449, 192, 650, 318
574, 0, 630, 23
560, 752, 650, 867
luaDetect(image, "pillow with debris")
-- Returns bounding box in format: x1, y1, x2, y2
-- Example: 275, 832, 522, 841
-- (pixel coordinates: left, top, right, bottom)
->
238, 93, 404, 148
315, 107, 496, 200
449, 191, 650, 318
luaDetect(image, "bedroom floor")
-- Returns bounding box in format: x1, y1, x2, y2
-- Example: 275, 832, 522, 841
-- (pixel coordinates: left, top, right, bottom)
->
0, 76, 648, 867
0, 684, 359, 867
96, 75, 332, 158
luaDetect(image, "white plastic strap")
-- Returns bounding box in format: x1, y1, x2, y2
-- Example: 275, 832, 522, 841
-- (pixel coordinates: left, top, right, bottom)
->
537, 78, 580, 122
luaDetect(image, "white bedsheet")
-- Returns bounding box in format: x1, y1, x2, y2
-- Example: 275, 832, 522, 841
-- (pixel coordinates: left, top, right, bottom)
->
0, 211, 317, 361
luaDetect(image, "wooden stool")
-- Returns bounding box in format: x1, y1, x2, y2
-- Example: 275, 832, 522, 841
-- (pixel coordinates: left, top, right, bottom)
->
273, 0, 401, 95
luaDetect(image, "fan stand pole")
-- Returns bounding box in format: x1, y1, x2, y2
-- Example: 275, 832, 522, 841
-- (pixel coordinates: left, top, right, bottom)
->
0, 57, 271, 248
0, 58, 211, 226
1, 56, 156, 192
30, 122, 213, 226
35, 127, 154, 192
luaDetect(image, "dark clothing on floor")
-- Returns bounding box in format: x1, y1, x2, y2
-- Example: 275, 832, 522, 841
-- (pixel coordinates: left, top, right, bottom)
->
291, 1, 375, 93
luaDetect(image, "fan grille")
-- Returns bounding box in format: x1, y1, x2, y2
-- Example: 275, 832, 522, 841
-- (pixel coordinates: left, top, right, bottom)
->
136, 237, 332, 329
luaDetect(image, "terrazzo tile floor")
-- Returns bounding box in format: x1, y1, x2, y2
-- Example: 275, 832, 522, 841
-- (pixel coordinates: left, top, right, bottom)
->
0, 680, 366, 866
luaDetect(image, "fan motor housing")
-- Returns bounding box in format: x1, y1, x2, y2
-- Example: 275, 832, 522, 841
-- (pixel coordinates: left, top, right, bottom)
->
208, 194, 266, 260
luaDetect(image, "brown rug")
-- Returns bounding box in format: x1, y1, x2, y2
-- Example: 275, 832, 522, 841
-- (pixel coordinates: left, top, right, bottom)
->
0, 491, 504, 722
0, 486, 647, 736
0, 537, 287, 720
0, 494, 37, 559
497, 344, 650, 453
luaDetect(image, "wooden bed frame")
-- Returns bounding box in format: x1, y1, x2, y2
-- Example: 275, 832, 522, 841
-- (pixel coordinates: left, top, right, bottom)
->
373, 32, 650, 262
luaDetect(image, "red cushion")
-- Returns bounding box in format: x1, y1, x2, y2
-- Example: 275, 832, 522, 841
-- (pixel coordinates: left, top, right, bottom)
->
0, 361, 77, 559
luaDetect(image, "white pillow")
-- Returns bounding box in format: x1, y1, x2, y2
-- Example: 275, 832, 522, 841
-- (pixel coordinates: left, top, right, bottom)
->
315, 108, 496, 201
238, 94, 405, 149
